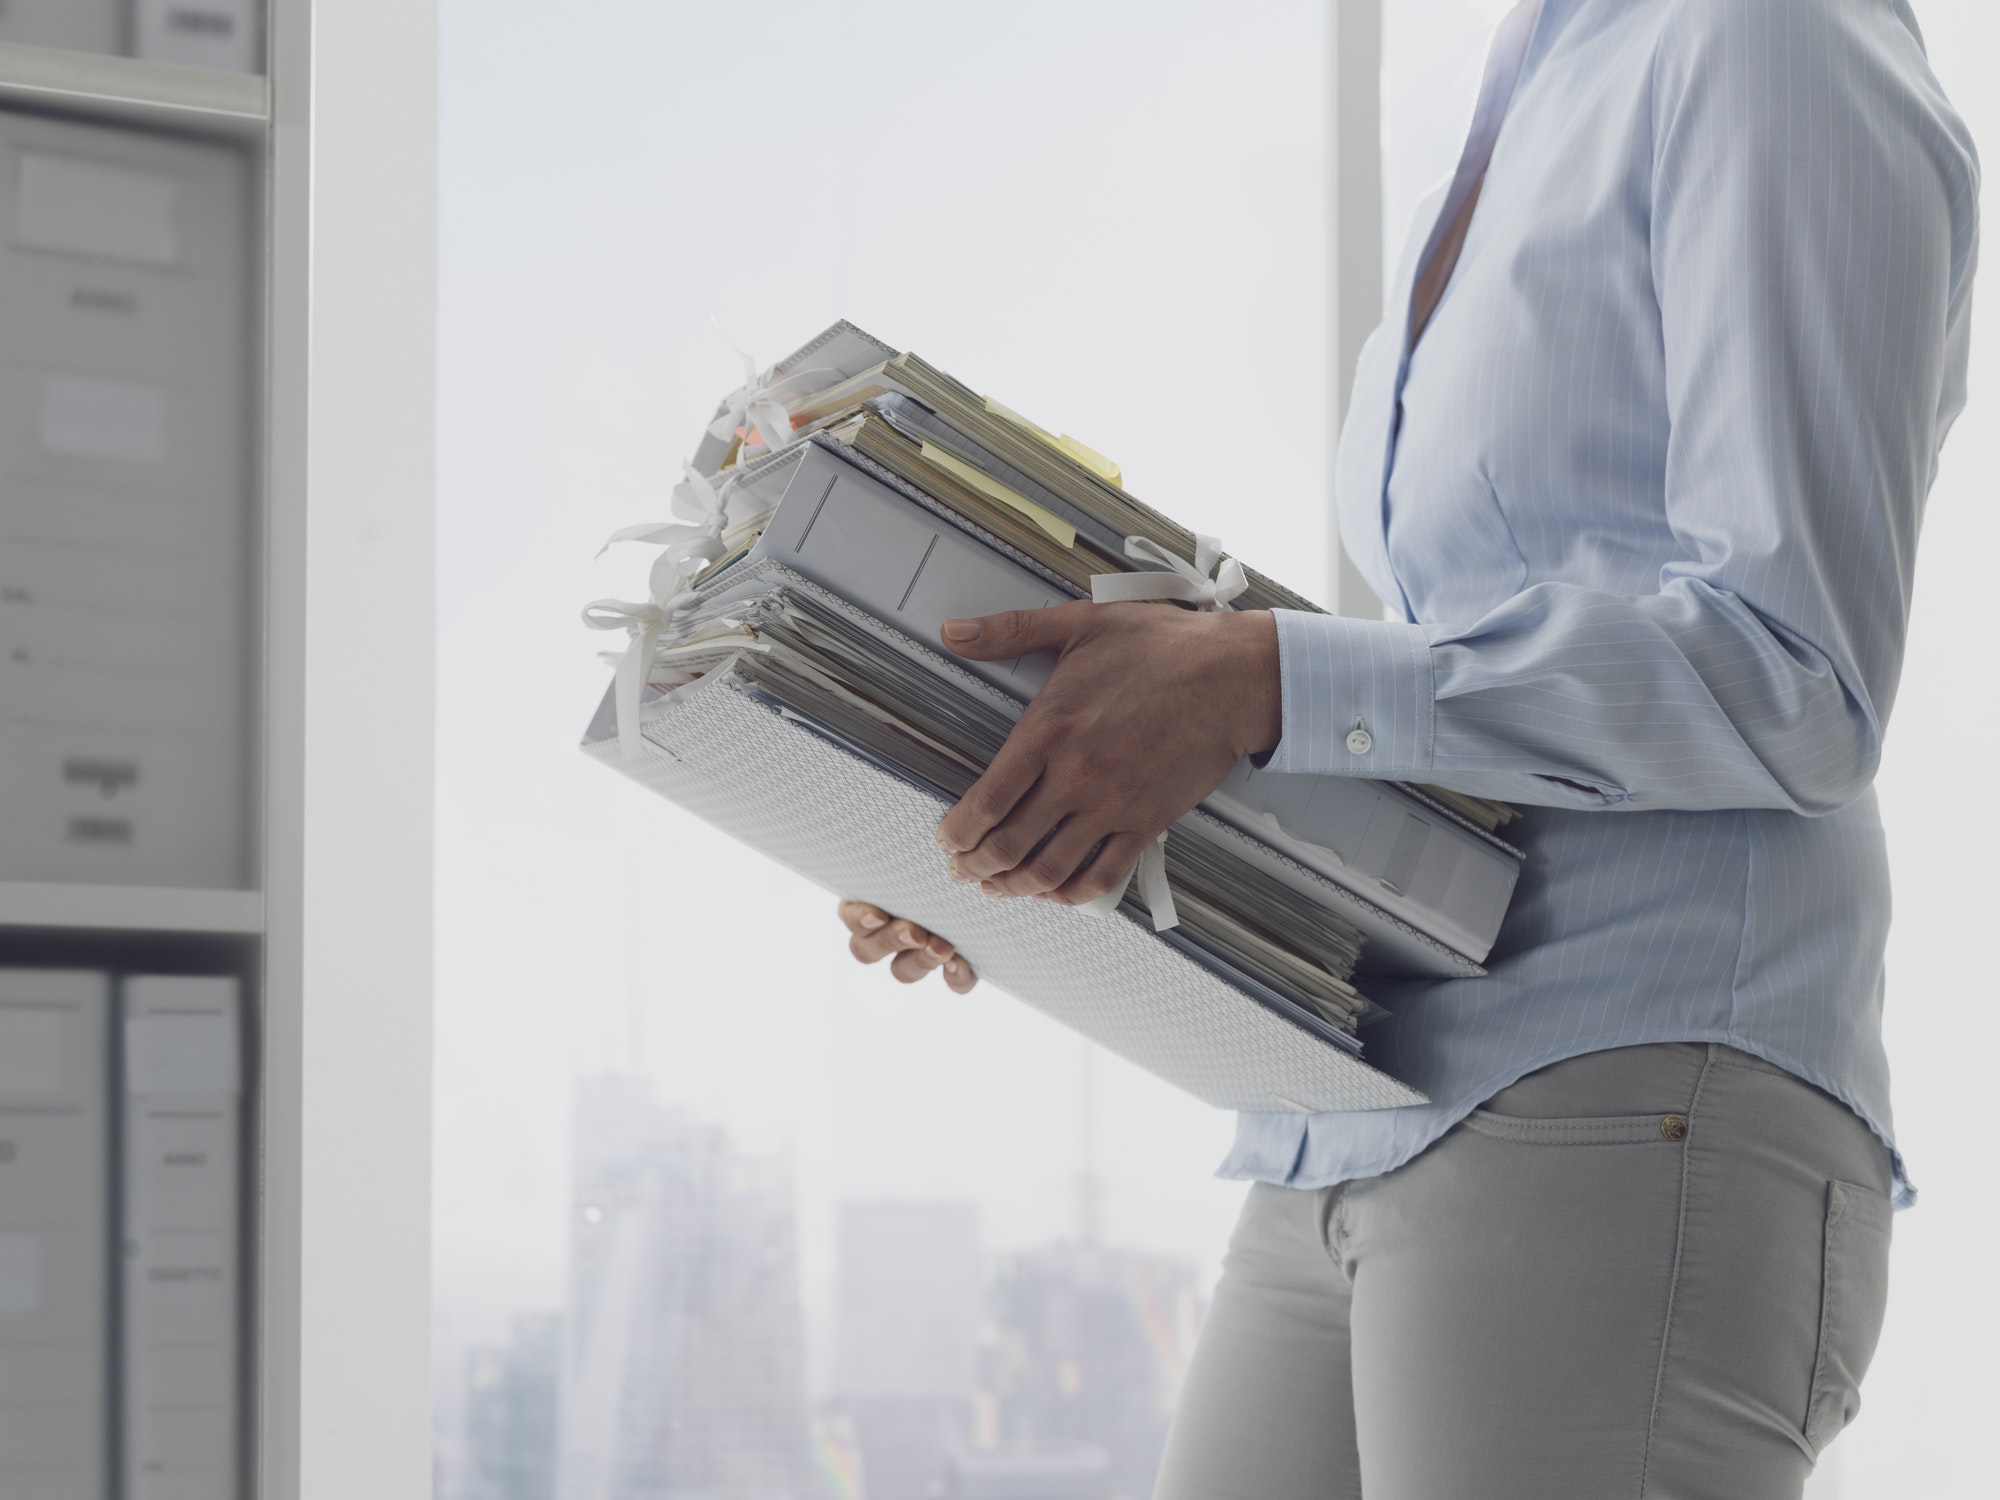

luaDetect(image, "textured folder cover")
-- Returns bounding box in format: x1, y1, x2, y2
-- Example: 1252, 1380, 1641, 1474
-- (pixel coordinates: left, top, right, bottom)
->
582, 669, 1427, 1114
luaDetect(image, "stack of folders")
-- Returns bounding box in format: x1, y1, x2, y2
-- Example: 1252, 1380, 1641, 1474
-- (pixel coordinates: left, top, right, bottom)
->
582, 323, 1525, 1114
0, 969, 242, 1500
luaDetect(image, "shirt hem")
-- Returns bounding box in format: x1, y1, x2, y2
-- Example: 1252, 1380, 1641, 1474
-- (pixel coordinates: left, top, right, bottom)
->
1217, 1030, 1914, 1210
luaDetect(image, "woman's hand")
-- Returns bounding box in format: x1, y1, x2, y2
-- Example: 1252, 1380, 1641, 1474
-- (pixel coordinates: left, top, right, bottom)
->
835, 899, 980, 993
934, 600, 1281, 902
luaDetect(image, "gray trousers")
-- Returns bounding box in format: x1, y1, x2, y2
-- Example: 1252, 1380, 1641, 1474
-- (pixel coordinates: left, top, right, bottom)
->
1156, 1044, 1894, 1500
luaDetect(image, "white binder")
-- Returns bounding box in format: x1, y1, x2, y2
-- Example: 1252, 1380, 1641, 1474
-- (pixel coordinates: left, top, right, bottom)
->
119, 975, 240, 1500
0, 111, 253, 887
131, 1, 262, 74
0, 2, 120, 53
0, 968, 110, 1500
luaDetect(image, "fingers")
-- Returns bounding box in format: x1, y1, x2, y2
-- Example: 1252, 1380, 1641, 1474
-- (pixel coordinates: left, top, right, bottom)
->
937, 734, 1047, 857
950, 779, 1074, 886
1047, 829, 1154, 907
837, 899, 890, 936
939, 599, 1095, 662
980, 813, 1109, 897
889, 932, 957, 985
847, 914, 935, 965
839, 901, 970, 990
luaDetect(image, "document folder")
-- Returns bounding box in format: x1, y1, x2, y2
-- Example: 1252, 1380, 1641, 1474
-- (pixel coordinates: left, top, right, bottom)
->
582, 668, 1425, 1114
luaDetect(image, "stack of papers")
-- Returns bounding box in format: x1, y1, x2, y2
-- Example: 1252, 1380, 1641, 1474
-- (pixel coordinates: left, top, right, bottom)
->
581, 323, 1525, 1112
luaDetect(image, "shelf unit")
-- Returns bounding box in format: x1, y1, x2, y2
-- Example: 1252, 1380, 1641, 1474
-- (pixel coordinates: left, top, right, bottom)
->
0, 38, 267, 136
0, 881, 263, 934
0, 6, 437, 1499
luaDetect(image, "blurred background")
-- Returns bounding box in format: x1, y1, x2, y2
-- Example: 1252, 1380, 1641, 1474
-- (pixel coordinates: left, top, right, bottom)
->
428, 3, 1998, 1499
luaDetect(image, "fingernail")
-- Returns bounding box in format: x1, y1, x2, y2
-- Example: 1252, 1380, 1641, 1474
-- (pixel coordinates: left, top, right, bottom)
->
981, 881, 1002, 897
926, 936, 952, 958
896, 926, 919, 946
945, 959, 962, 976
942, 619, 981, 643
859, 911, 885, 929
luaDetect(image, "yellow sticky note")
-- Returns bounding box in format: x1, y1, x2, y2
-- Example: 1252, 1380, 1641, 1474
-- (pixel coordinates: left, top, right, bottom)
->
918, 441, 1077, 549
984, 396, 1123, 489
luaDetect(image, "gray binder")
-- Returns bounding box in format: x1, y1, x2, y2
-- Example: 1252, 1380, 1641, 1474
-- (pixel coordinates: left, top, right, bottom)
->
121, 975, 241, 1500
0, 969, 110, 1500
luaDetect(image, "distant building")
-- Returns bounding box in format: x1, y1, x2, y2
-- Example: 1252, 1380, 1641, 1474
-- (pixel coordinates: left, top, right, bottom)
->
831, 1200, 983, 1500
981, 1243, 1202, 1500
461, 1313, 563, 1500
559, 1076, 815, 1500
942, 1446, 1111, 1500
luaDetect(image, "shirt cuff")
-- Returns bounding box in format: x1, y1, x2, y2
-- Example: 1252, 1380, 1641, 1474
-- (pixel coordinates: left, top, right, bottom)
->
1261, 609, 1436, 778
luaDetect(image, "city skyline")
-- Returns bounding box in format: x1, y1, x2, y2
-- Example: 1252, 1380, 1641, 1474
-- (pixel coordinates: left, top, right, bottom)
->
440, 1077, 1205, 1500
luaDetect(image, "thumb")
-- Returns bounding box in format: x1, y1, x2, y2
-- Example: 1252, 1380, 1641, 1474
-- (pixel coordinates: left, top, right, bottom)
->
939, 600, 1095, 660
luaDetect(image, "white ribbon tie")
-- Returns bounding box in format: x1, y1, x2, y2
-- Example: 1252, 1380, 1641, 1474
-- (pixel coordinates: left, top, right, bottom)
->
581, 592, 696, 759
707, 353, 843, 458
1075, 831, 1178, 931
1089, 533, 1247, 612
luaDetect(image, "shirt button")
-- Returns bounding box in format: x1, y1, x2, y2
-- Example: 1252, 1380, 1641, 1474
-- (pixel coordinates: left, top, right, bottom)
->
1660, 1115, 1688, 1141
1345, 728, 1374, 755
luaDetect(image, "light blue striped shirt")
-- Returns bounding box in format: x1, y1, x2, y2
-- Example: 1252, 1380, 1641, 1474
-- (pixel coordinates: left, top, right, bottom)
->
1222, 0, 1978, 1207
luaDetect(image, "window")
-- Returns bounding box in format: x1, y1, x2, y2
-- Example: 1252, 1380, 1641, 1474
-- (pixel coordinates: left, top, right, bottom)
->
435, 5, 1335, 1496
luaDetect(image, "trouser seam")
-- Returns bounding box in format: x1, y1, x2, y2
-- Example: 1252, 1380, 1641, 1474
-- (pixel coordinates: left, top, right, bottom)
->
1637, 1046, 1715, 1497
1318, 1182, 1352, 1284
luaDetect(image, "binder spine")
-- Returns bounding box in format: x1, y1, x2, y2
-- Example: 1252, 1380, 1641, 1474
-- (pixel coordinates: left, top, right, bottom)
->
120, 976, 242, 1500
0, 969, 111, 1500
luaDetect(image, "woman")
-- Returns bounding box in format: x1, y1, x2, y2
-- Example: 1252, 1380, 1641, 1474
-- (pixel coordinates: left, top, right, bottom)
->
834, 1, 1977, 1493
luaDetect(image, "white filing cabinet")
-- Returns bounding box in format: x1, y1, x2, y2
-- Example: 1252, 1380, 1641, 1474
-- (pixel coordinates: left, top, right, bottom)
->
0, 5, 436, 1498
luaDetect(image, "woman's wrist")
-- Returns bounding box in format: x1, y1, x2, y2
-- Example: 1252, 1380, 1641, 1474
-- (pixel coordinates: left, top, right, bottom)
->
1210, 608, 1283, 760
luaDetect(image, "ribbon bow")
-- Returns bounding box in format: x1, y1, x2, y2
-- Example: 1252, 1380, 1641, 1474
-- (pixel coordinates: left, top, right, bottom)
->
596, 464, 743, 599
581, 592, 697, 759
1075, 832, 1178, 931
1089, 534, 1247, 612
707, 353, 842, 458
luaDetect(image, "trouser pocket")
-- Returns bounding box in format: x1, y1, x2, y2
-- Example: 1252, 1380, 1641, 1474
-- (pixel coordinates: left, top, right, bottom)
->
1804, 1178, 1893, 1453
1463, 1109, 1690, 1145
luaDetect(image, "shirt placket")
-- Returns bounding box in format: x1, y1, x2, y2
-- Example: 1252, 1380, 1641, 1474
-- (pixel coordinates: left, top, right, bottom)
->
1372, 0, 1547, 622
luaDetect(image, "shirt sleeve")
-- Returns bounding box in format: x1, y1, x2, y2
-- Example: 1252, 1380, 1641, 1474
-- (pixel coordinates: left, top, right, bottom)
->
1264, 0, 1979, 815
